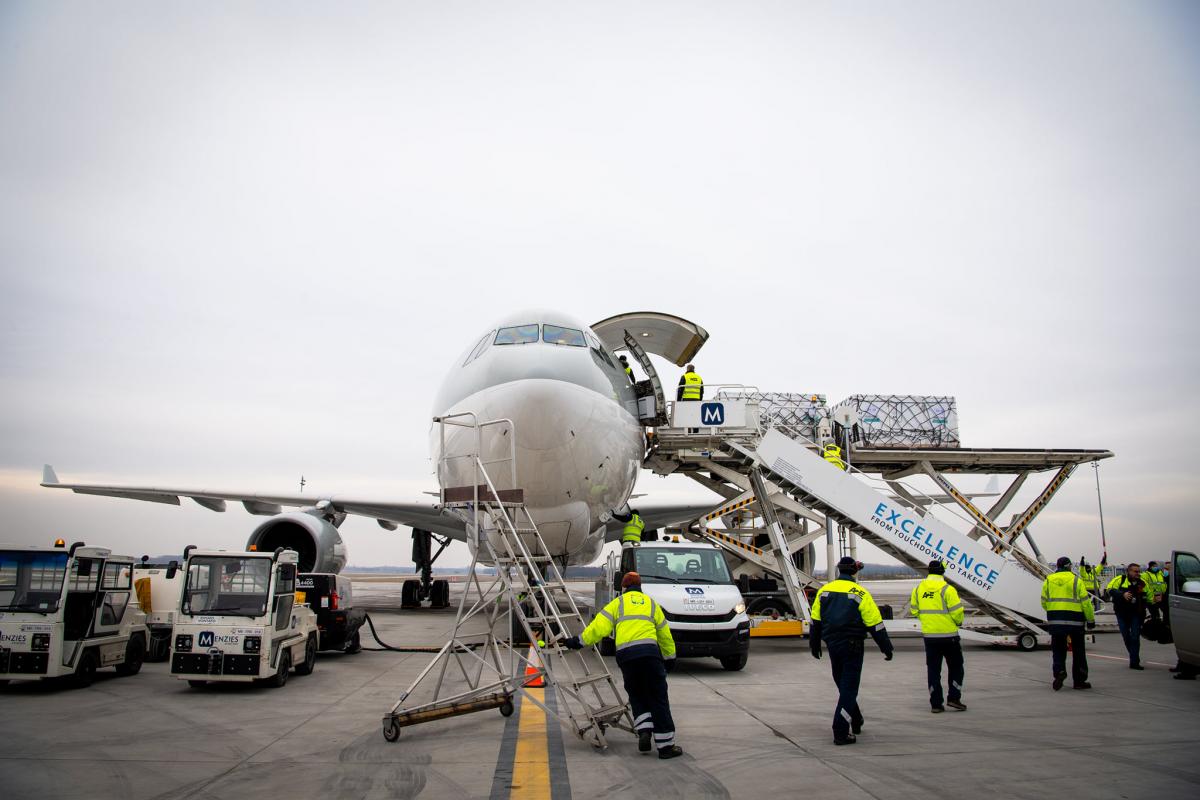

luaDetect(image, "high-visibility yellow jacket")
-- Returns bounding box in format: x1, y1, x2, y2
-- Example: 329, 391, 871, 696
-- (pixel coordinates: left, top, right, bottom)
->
1143, 569, 1167, 603
1078, 563, 1099, 592
823, 444, 847, 471
680, 371, 703, 400
1041, 569, 1095, 631
581, 589, 676, 663
812, 578, 891, 650
908, 575, 964, 637
621, 513, 645, 543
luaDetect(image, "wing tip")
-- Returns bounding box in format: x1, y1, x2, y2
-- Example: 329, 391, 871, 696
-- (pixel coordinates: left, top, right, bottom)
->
41, 464, 59, 486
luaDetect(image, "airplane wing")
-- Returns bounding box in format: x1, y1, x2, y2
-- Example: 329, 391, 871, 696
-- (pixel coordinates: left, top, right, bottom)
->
40, 465, 468, 541
602, 502, 715, 543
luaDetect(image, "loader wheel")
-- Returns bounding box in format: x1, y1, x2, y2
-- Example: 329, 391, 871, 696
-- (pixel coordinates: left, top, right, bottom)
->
295, 634, 317, 676
266, 649, 291, 688
1017, 632, 1038, 652
499, 699, 515, 717
383, 718, 401, 742
116, 635, 146, 676
73, 649, 99, 688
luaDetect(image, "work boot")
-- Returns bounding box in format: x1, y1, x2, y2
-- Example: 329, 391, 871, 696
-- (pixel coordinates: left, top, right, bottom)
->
1130, 664, 1145, 671
833, 734, 857, 746
851, 720, 863, 735
1173, 672, 1196, 681
931, 706, 945, 713
946, 700, 967, 711
638, 731, 652, 753
658, 745, 684, 759
1052, 672, 1066, 691
1073, 682, 1092, 690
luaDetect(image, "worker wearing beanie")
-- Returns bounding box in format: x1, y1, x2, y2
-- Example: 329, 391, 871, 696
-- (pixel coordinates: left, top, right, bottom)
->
1041, 555, 1096, 690
563, 571, 681, 759
810, 556, 894, 745
909, 560, 966, 712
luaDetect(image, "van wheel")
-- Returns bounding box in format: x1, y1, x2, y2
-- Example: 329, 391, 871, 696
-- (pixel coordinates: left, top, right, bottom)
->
295, 635, 317, 676
345, 630, 362, 654
116, 635, 146, 676
719, 653, 748, 671
73, 649, 99, 688
267, 649, 291, 688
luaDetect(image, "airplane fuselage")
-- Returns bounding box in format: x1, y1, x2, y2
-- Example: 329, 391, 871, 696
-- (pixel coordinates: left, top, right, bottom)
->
430, 311, 643, 565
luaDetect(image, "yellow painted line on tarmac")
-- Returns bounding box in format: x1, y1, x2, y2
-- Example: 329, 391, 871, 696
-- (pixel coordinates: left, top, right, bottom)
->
510, 688, 552, 800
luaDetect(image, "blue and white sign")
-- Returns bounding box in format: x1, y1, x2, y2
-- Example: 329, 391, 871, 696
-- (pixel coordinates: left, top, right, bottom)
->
198, 631, 214, 648
700, 403, 725, 425
685, 587, 705, 595
672, 399, 753, 429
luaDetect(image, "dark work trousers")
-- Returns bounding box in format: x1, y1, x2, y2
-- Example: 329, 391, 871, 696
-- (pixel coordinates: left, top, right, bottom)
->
619, 655, 676, 750
827, 639, 865, 738
924, 636, 964, 708
1116, 613, 1142, 666
1050, 629, 1089, 684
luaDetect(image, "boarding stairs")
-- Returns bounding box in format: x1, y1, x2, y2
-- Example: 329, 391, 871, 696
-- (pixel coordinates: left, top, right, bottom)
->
382, 414, 632, 748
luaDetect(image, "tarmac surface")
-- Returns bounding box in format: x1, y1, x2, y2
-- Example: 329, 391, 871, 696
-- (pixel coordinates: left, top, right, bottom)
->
2, 579, 1198, 800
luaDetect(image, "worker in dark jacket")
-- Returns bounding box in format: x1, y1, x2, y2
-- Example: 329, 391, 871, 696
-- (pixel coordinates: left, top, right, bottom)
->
810, 557, 894, 745
1106, 563, 1146, 669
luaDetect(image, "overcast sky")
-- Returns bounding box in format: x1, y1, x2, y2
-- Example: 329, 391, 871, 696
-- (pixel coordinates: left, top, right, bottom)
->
1, 2, 1197, 569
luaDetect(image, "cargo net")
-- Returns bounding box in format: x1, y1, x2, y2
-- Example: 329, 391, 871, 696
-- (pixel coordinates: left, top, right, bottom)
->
831, 395, 960, 449
714, 390, 830, 441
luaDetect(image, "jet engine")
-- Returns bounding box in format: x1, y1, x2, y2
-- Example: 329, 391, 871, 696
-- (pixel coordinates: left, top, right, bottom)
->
246, 507, 347, 573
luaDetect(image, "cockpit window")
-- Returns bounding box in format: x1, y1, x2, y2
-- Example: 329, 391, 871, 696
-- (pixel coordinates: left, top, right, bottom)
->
495, 324, 540, 345
586, 333, 615, 367
543, 324, 586, 347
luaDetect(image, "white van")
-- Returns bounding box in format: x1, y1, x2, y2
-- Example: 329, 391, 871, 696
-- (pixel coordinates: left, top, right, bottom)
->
1169, 549, 1200, 679
598, 539, 751, 670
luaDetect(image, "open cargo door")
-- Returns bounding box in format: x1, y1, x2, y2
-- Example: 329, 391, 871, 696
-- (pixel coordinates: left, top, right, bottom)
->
590, 312, 709, 368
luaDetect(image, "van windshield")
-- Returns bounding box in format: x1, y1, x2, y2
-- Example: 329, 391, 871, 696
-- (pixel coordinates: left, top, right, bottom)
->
182, 556, 272, 617
0, 550, 69, 613
633, 548, 732, 584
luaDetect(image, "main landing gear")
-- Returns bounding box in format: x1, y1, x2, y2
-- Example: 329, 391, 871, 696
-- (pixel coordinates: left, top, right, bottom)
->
402, 528, 452, 609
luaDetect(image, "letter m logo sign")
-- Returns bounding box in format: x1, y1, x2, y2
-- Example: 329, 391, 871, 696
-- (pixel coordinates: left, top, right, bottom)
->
700, 402, 725, 425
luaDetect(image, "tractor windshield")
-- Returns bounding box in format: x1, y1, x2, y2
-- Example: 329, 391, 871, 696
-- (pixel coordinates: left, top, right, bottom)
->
0, 550, 69, 613
182, 556, 272, 617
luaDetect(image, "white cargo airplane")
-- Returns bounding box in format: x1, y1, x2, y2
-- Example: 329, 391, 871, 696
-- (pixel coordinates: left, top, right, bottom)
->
42, 311, 713, 606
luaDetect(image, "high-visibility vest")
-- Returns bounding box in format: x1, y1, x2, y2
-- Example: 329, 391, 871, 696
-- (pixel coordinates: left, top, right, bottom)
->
1041, 570, 1095, 627
811, 578, 886, 642
1144, 569, 1167, 602
624, 365, 634, 379
622, 513, 645, 543
681, 371, 703, 400
1079, 564, 1098, 591
908, 575, 964, 637
581, 590, 676, 659
823, 444, 847, 471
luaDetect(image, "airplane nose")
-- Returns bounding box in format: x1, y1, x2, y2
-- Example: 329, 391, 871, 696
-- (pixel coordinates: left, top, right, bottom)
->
486, 379, 591, 452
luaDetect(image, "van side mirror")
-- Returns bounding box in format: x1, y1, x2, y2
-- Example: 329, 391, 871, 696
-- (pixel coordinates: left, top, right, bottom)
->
1182, 580, 1200, 595
613, 572, 623, 592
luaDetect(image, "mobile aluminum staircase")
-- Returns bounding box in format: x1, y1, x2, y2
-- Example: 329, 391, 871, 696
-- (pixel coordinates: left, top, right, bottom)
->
381, 413, 633, 748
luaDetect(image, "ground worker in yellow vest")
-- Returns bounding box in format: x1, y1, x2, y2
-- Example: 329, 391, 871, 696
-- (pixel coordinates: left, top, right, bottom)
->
810, 557, 894, 745
1144, 560, 1168, 626
618, 354, 635, 384
1078, 557, 1100, 594
677, 364, 703, 401
563, 571, 682, 759
1042, 555, 1096, 690
823, 443, 847, 471
614, 508, 645, 544
909, 560, 966, 712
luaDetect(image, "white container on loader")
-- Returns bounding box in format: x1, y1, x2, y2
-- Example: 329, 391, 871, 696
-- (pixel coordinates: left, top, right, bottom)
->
0, 541, 150, 687
170, 546, 318, 688
597, 538, 751, 671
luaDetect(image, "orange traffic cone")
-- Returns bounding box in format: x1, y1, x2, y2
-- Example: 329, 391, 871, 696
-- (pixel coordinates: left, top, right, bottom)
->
523, 642, 545, 688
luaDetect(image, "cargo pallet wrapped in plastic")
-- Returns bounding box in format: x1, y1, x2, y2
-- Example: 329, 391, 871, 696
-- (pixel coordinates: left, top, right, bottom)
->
831, 395, 960, 449
715, 390, 830, 442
